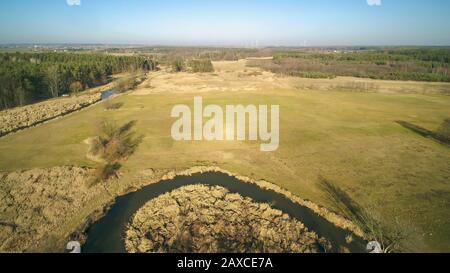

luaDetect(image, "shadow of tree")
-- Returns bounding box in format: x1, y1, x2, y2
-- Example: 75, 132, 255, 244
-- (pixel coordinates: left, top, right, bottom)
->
318, 177, 410, 253
318, 178, 366, 226
396, 119, 450, 145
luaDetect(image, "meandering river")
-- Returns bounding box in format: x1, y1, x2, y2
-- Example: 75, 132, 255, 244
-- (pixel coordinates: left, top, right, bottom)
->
82, 172, 366, 253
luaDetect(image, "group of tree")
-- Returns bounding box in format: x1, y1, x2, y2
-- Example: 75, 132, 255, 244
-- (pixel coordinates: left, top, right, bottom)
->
248, 48, 450, 82
0, 52, 156, 110
171, 58, 214, 73
189, 59, 215, 73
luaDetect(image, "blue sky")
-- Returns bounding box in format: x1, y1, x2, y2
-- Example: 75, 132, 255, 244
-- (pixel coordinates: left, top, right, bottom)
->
0, 0, 449, 46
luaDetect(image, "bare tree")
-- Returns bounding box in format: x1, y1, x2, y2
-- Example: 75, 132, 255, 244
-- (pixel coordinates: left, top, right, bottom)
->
69, 81, 84, 94
46, 65, 60, 98
15, 86, 26, 107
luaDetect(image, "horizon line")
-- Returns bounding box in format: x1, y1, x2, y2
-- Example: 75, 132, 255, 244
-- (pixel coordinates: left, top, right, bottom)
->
2, 43, 450, 48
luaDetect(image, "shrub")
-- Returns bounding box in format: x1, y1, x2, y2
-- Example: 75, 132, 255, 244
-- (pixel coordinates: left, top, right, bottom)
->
89, 119, 142, 185
289, 71, 336, 79
99, 163, 122, 181
92, 120, 142, 162
104, 101, 124, 110
114, 76, 138, 93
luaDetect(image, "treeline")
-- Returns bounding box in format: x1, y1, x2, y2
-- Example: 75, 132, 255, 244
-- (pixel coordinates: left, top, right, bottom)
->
0, 52, 156, 110
105, 47, 271, 63
249, 48, 450, 82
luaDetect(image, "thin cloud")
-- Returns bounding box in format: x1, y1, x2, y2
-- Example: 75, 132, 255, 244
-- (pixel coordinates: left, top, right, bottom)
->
67, 0, 81, 6
367, 0, 381, 6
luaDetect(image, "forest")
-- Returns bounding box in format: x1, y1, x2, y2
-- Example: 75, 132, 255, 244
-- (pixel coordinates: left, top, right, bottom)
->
0, 52, 156, 110
105, 46, 270, 63
248, 48, 450, 82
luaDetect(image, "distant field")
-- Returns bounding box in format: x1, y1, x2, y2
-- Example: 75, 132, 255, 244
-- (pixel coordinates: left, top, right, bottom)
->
0, 60, 449, 252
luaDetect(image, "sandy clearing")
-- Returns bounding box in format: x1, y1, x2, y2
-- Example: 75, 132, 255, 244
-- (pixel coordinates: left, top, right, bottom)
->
134, 59, 450, 96
133, 60, 288, 95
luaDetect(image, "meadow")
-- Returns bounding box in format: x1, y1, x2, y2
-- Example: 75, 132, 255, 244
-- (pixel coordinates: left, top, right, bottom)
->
0, 60, 449, 252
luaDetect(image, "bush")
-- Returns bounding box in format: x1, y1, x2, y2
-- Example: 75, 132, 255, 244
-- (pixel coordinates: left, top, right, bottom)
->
89, 119, 143, 185
289, 71, 336, 79
113, 72, 145, 93
92, 120, 142, 162
104, 101, 124, 110
99, 163, 122, 181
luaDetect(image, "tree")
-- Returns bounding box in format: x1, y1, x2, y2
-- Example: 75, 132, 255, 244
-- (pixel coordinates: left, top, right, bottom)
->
172, 59, 185, 72
15, 85, 26, 107
189, 59, 214, 73
46, 65, 60, 98
69, 81, 84, 94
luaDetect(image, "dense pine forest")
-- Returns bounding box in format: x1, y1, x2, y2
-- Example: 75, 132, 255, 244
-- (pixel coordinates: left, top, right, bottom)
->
0, 52, 156, 110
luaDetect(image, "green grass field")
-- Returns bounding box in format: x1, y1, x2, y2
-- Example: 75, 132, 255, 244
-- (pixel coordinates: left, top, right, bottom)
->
1, 85, 449, 251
